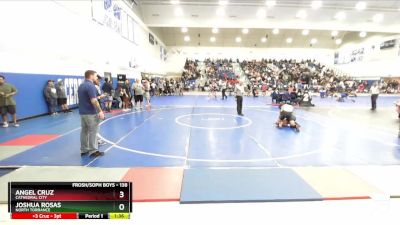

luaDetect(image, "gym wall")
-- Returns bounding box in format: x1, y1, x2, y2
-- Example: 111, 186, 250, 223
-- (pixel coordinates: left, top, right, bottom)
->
0, 0, 165, 119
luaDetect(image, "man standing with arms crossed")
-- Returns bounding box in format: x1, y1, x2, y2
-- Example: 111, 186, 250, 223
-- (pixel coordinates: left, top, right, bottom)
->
78, 70, 105, 157
0, 75, 19, 127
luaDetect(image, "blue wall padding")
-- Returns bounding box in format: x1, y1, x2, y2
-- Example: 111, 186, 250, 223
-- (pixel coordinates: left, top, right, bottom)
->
1, 72, 84, 119
0, 72, 137, 120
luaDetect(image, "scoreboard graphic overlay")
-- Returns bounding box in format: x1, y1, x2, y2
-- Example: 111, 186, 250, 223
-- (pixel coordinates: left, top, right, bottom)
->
8, 182, 132, 219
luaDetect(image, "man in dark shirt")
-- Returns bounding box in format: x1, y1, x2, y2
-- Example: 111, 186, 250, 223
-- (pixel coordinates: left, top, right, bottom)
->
78, 70, 105, 157
101, 78, 113, 112
44, 80, 58, 115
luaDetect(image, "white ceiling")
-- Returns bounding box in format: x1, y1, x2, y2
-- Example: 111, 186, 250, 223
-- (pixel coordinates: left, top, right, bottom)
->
136, 0, 400, 48
139, 0, 400, 9
137, 0, 400, 33
150, 27, 393, 48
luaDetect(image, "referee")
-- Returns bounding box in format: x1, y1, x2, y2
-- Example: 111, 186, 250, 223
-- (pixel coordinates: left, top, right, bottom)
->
370, 83, 380, 111
235, 81, 245, 116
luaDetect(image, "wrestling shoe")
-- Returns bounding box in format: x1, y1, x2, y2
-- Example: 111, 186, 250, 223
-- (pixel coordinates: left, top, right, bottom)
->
98, 139, 107, 146
89, 151, 105, 157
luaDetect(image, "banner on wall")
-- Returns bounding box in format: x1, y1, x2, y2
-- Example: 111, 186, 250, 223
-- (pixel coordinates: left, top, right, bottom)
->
335, 36, 400, 65
92, 0, 137, 44
103, 0, 121, 34
121, 10, 128, 39
133, 21, 140, 45
149, 33, 155, 45
350, 48, 364, 63
398, 39, 400, 56
335, 50, 351, 65
64, 78, 83, 106
160, 46, 167, 61
127, 16, 134, 42
335, 47, 364, 65
334, 52, 339, 64
380, 39, 396, 50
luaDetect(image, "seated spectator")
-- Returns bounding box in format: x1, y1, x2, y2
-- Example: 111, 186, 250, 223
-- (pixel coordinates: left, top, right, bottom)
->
290, 90, 299, 104
281, 90, 291, 103
299, 91, 315, 107
271, 89, 279, 104
320, 88, 327, 98
114, 83, 123, 109
261, 82, 268, 96
252, 83, 259, 97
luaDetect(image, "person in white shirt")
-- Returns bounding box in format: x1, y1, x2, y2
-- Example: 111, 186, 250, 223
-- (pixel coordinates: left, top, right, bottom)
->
370, 83, 380, 110
209, 81, 217, 99
132, 79, 144, 111
150, 82, 157, 96
143, 80, 151, 109
220, 79, 227, 100
235, 81, 245, 116
276, 103, 300, 132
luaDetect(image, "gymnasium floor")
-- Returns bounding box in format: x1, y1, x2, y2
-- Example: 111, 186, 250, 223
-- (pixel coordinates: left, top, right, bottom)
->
0, 95, 400, 204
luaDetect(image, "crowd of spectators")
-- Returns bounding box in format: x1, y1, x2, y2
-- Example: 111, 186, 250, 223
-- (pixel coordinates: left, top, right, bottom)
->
380, 79, 400, 94
154, 78, 184, 96
204, 58, 236, 80
181, 58, 241, 92
182, 59, 200, 82
240, 59, 380, 99
180, 58, 400, 99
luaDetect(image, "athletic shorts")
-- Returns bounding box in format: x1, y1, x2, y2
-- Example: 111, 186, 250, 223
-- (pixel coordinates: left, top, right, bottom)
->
144, 92, 150, 100
279, 112, 296, 121
134, 95, 143, 103
57, 98, 67, 105
121, 95, 129, 102
1, 105, 16, 115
